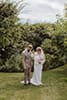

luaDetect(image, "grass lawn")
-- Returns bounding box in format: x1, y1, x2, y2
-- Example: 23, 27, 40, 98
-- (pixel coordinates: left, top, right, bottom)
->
0, 64, 67, 100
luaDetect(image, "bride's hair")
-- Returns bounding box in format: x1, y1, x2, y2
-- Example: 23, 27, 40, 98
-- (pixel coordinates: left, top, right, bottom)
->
36, 47, 41, 51
36, 47, 44, 55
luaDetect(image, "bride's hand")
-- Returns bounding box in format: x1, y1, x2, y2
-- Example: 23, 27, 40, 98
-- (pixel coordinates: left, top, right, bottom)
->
39, 61, 41, 64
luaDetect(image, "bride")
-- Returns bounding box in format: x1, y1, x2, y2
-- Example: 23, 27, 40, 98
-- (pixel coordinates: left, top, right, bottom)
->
31, 47, 45, 86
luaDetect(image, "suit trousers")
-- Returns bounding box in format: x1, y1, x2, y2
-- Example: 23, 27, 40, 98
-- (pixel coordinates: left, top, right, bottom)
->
24, 67, 31, 84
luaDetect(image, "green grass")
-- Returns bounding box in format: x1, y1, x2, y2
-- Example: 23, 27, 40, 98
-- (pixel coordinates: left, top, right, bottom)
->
0, 65, 67, 100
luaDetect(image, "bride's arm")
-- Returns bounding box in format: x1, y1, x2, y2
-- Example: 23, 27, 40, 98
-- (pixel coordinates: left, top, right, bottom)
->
39, 55, 45, 64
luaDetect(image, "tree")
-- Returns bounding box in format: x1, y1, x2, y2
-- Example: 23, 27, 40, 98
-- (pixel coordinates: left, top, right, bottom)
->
20, 23, 52, 49
0, 0, 24, 66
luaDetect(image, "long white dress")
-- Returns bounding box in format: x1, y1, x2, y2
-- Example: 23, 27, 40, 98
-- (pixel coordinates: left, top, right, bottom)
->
31, 52, 45, 86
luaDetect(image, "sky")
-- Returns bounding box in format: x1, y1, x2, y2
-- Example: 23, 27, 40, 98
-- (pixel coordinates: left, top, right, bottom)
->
18, 0, 67, 24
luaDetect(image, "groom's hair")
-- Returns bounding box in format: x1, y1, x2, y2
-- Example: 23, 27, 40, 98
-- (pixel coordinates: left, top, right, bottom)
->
28, 44, 33, 49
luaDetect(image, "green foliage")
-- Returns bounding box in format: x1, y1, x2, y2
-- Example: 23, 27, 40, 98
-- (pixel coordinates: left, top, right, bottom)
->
41, 21, 67, 70
20, 23, 51, 49
0, 1, 67, 72
0, 54, 22, 72
0, 1, 21, 59
0, 1, 25, 71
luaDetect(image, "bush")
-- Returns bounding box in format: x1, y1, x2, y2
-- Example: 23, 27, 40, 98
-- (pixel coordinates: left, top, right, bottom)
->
0, 54, 23, 72
41, 37, 66, 70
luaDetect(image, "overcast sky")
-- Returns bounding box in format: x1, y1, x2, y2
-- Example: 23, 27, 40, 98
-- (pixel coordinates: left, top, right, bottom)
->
18, 0, 67, 24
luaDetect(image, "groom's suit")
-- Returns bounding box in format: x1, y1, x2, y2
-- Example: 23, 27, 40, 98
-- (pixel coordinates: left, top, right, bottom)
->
22, 48, 33, 84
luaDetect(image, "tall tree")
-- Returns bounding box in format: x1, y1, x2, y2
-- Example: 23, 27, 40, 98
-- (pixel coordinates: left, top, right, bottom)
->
0, 0, 24, 62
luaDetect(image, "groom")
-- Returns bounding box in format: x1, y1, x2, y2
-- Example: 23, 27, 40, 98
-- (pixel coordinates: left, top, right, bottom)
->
22, 44, 33, 85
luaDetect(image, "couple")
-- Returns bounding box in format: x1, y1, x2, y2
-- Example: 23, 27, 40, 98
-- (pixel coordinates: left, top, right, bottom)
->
21, 44, 45, 86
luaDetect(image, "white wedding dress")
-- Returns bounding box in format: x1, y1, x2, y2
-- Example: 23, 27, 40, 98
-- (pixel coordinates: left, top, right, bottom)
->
31, 52, 45, 86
